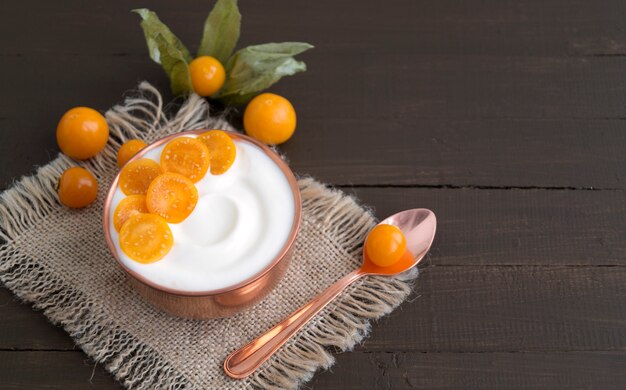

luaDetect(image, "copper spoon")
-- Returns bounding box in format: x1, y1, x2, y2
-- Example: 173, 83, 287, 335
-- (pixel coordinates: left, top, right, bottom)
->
224, 208, 437, 379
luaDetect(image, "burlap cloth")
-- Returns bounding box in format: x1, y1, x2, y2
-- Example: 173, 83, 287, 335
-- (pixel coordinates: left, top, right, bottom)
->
0, 83, 416, 389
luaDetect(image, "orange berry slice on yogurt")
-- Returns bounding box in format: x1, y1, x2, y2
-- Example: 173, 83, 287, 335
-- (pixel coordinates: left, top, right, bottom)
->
198, 130, 237, 175
119, 158, 163, 195
113, 195, 148, 232
146, 173, 198, 223
119, 213, 173, 263
160, 137, 210, 182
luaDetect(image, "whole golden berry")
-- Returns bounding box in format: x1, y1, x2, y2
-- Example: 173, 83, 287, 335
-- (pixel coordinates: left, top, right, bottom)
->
365, 224, 407, 267
57, 107, 109, 160
58, 167, 98, 208
117, 139, 147, 167
243, 93, 296, 145
189, 56, 226, 97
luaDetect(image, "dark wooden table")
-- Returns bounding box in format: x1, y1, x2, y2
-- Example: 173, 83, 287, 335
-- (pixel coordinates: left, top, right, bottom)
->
1, 1, 625, 388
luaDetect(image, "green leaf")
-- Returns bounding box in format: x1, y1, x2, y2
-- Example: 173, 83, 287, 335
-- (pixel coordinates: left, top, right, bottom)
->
197, 0, 241, 63
133, 9, 193, 95
153, 34, 193, 96
133, 8, 192, 64
216, 42, 313, 104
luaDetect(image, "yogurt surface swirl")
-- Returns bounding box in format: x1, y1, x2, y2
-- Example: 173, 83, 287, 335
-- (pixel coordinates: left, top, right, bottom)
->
108, 135, 296, 292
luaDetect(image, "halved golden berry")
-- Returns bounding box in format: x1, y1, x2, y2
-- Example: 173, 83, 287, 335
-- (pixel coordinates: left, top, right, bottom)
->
119, 213, 173, 263
119, 158, 162, 195
160, 137, 210, 182
113, 195, 148, 232
146, 173, 198, 223
198, 130, 237, 175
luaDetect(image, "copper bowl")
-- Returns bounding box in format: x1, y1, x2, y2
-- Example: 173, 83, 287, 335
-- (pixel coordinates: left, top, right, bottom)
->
103, 130, 301, 319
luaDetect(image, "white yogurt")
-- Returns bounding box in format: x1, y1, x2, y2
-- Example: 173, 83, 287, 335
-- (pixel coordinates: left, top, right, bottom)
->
108, 135, 295, 292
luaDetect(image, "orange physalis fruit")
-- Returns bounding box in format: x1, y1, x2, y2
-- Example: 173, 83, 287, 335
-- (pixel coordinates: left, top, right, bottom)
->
243, 93, 296, 145
113, 195, 148, 232
117, 139, 147, 167
56, 107, 109, 160
119, 158, 163, 195
146, 173, 198, 223
58, 167, 98, 208
364, 224, 407, 267
119, 213, 173, 263
198, 130, 237, 175
160, 137, 210, 183
189, 56, 226, 97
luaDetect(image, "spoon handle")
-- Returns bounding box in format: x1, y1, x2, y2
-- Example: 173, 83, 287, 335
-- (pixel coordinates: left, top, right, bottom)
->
224, 269, 365, 379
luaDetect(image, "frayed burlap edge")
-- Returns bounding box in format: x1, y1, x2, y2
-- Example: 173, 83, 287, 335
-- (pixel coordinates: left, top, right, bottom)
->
0, 82, 416, 389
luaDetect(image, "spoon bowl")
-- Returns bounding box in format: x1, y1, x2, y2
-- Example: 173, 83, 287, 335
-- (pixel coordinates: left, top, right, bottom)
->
224, 208, 437, 379
361, 208, 437, 275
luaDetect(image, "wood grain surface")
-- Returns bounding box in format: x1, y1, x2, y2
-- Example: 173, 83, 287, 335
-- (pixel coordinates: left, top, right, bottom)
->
1, 0, 625, 388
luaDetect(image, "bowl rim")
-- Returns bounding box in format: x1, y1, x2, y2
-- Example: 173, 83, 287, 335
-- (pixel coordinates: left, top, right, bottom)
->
103, 129, 302, 297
